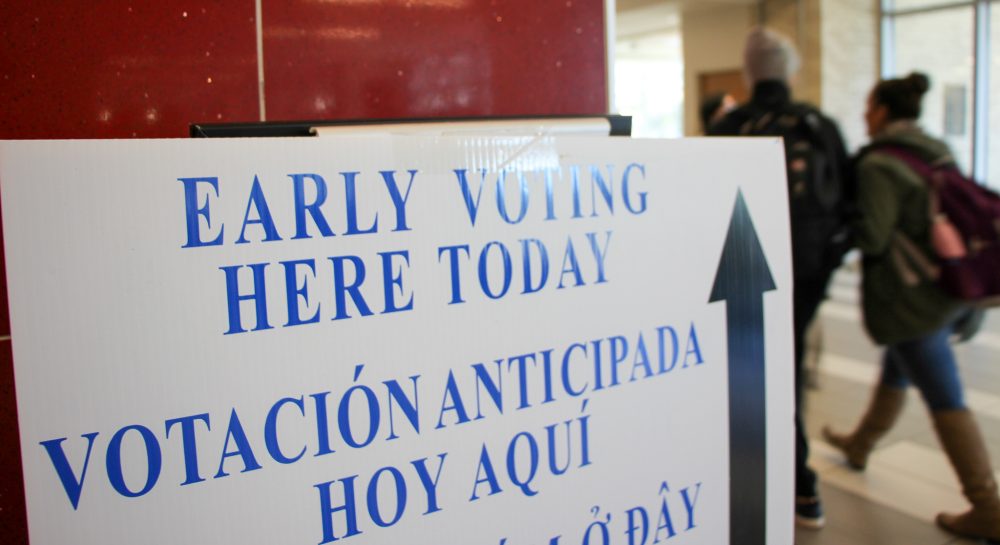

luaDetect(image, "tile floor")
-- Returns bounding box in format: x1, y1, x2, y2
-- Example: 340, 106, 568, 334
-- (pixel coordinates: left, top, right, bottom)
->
794, 267, 1000, 544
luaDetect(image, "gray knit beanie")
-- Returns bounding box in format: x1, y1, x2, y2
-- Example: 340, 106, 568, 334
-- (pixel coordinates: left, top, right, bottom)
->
743, 27, 800, 83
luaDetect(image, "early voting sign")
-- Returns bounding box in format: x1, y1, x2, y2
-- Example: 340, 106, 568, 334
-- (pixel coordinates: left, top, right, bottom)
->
0, 135, 794, 545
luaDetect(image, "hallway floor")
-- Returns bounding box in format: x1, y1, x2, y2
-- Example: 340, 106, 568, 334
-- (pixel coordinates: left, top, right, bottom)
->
795, 266, 1000, 545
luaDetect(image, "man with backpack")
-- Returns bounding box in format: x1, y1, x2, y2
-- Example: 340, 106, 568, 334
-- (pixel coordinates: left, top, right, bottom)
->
708, 27, 853, 529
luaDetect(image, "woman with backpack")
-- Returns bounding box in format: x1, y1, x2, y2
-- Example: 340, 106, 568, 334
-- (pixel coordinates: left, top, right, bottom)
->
822, 72, 1000, 541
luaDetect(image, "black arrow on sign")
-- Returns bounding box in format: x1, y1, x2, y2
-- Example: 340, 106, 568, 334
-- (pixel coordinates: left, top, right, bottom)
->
709, 190, 776, 545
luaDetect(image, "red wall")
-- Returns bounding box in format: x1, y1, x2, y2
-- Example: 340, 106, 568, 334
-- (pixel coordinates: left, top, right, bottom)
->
0, 1, 607, 541
0, 1, 607, 139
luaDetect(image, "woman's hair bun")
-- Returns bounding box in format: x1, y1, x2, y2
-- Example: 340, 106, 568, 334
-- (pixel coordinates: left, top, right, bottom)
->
874, 71, 930, 120
906, 72, 930, 95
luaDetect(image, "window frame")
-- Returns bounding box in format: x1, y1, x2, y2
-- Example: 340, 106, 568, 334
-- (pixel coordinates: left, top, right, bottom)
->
881, 0, 992, 180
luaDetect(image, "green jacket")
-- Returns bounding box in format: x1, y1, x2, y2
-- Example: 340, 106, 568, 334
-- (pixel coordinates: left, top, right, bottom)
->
854, 123, 962, 345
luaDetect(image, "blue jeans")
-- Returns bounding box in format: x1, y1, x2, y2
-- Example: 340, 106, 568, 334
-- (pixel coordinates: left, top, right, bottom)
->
879, 324, 966, 411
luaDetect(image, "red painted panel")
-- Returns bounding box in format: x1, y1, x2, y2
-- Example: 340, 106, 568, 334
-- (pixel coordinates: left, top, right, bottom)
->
0, 2, 259, 139
262, 0, 607, 120
0, 342, 23, 542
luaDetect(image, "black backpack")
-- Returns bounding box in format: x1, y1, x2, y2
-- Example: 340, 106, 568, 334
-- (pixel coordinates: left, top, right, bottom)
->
739, 103, 853, 279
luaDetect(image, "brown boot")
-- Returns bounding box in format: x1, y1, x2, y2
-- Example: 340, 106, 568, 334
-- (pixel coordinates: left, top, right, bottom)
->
933, 409, 1000, 541
821, 385, 906, 470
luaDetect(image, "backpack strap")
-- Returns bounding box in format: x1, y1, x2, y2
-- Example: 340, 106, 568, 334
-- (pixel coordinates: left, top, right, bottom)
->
872, 145, 938, 181
880, 162, 945, 288
866, 145, 947, 222
736, 103, 777, 135
891, 230, 941, 286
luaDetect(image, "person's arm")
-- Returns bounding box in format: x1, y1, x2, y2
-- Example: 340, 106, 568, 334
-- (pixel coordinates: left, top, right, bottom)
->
706, 110, 744, 136
853, 157, 900, 256
824, 118, 854, 203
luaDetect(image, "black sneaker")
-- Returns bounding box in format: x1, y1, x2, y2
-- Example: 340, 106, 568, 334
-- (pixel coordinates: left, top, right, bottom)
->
795, 495, 825, 529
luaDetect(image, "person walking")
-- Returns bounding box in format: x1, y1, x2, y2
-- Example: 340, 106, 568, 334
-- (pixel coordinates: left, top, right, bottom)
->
709, 27, 852, 530
822, 72, 1000, 541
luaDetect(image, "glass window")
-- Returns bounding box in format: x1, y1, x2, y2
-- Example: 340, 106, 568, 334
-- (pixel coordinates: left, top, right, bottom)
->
614, 33, 684, 138
893, 7, 975, 171
890, 0, 974, 12
989, 4, 1000, 184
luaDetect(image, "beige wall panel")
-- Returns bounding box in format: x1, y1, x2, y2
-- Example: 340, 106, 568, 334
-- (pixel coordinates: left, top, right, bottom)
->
681, 5, 755, 135
821, 0, 879, 151
760, 0, 823, 106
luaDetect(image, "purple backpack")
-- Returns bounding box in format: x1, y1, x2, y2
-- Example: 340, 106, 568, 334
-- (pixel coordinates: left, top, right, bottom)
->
878, 146, 1000, 303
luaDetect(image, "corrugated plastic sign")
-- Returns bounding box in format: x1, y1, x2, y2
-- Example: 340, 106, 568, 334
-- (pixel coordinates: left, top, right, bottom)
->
0, 135, 793, 545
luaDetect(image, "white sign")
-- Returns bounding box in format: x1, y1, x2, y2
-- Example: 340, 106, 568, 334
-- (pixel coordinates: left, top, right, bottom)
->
0, 135, 794, 545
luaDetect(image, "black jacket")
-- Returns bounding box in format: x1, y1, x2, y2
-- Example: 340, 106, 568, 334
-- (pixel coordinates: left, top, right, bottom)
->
707, 81, 848, 164
708, 80, 854, 279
